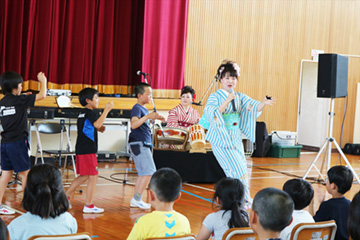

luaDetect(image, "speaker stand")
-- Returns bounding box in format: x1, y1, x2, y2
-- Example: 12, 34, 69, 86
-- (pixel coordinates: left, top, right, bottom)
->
7, 173, 22, 187
303, 98, 360, 184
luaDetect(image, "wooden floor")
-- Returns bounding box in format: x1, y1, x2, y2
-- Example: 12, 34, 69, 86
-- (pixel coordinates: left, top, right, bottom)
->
2, 152, 360, 239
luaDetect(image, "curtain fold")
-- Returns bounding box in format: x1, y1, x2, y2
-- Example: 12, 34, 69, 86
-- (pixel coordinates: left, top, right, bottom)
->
0, 0, 189, 96
142, 0, 189, 92
0, 0, 144, 94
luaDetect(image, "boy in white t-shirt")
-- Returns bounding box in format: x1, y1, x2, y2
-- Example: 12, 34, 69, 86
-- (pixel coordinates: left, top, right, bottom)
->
280, 179, 315, 240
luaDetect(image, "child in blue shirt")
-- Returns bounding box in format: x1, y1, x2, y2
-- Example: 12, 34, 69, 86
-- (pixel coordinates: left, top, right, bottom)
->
129, 82, 165, 209
66, 88, 113, 213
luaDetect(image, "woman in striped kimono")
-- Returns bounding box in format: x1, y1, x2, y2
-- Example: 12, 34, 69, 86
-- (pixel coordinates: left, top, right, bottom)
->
167, 86, 200, 129
203, 60, 276, 204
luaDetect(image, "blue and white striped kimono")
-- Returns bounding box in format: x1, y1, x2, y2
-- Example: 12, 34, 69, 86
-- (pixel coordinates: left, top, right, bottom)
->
203, 89, 260, 202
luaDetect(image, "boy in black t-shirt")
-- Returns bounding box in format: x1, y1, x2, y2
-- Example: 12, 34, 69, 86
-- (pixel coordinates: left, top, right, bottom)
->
0, 71, 47, 215
311, 166, 353, 240
129, 83, 165, 209
66, 88, 113, 213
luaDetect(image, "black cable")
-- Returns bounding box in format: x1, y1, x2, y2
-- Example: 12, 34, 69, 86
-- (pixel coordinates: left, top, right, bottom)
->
253, 166, 326, 185
98, 175, 124, 184
337, 96, 348, 164
149, 75, 153, 87
270, 131, 296, 141
97, 171, 137, 185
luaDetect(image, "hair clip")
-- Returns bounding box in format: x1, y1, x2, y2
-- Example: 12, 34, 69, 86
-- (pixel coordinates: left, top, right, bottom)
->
233, 63, 240, 76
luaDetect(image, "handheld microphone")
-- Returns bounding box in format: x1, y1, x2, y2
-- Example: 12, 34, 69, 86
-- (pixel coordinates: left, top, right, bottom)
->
137, 70, 149, 76
191, 102, 202, 106
229, 88, 236, 112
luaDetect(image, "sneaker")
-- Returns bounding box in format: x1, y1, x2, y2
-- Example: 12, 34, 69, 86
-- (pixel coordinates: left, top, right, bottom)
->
130, 198, 151, 210
83, 204, 104, 214
0, 206, 15, 215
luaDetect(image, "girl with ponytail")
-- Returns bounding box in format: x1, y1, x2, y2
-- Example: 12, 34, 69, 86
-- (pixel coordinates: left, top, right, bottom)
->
196, 178, 249, 240
8, 164, 77, 239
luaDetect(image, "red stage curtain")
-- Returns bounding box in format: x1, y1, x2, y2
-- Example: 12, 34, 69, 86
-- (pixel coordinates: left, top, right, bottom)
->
0, 0, 144, 94
141, 0, 189, 90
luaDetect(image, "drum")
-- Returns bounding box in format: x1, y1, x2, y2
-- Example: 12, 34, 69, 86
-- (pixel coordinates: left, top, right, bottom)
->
156, 127, 188, 145
189, 124, 206, 149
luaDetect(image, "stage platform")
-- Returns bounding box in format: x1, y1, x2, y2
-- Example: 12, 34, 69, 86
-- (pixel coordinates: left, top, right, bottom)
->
153, 149, 225, 183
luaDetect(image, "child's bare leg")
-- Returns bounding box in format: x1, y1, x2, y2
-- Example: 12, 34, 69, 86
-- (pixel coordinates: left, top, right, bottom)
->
18, 169, 30, 191
85, 175, 98, 205
134, 175, 151, 199
0, 170, 14, 204
66, 175, 89, 196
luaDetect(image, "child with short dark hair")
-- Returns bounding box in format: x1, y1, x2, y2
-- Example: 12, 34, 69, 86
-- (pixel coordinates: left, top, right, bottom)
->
0, 71, 47, 215
280, 178, 314, 240
348, 191, 360, 240
250, 188, 294, 240
0, 218, 7, 240
313, 165, 353, 240
66, 87, 113, 213
197, 178, 249, 240
127, 168, 191, 239
8, 164, 77, 239
129, 82, 165, 209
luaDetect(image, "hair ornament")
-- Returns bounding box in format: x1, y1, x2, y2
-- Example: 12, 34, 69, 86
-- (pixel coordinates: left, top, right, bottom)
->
233, 63, 240, 76
218, 67, 225, 77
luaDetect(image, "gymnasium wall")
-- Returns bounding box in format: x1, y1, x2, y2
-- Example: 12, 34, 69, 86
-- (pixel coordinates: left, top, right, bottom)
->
184, 0, 360, 145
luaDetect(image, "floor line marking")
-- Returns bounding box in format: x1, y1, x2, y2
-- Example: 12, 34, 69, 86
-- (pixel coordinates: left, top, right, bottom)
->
181, 189, 213, 203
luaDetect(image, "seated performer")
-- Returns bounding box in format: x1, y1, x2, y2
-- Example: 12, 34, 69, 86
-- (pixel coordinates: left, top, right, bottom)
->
166, 86, 200, 129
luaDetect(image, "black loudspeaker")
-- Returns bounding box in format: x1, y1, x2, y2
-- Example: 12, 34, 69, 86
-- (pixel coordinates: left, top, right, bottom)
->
317, 54, 348, 98
252, 122, 271, 157
343, 143, 360, 155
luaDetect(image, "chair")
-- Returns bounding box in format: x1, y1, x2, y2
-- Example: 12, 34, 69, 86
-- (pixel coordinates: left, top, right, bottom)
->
34, 120, 77, 177
28, 232, 91, 240
222, 227, 258, 240
145, 234, 196, 240
290, 220, 337, 240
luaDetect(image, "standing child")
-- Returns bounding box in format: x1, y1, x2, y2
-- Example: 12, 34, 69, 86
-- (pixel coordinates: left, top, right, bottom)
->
312, 165, 353, 240
197, 178, 249, 240
129, 82, 165, 209
8, 164, 77, 240
0, 71, 47, 215
127, 168, 191, 239
66, 88, 113, 213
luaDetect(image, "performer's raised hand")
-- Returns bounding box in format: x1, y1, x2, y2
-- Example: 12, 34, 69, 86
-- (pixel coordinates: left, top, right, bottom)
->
258, 95, 276, 112
262, 95, 277, 106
